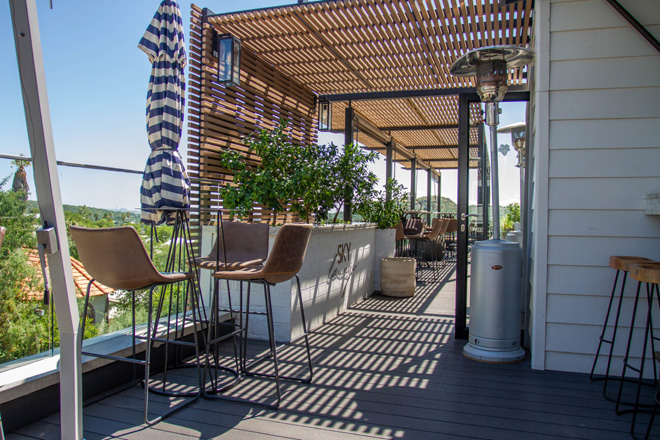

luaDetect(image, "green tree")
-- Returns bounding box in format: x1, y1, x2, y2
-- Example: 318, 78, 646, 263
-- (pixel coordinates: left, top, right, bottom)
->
0, 176, 51, 363
331, 142, 379, 223
219, 122, 304, 225
291, 142, 339, 223
218, 122, 378, 225
0, 176, 37, 259
502, 202, 521, 233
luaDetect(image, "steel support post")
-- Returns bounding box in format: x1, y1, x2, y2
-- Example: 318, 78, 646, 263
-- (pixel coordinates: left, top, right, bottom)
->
426, 169, 432, 224
10, 1, 83, 438
385, 140, 393, 201
456, 94, 470, 340
437, 171, 442, 214
344, 105, 354, 222
410, 158, 417, 212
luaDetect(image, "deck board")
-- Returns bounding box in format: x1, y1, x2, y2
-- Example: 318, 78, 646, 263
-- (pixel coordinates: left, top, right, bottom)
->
6, 263, 658, 439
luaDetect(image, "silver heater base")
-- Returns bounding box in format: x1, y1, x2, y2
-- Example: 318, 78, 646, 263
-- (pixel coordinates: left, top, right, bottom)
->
463, 342, 526, 363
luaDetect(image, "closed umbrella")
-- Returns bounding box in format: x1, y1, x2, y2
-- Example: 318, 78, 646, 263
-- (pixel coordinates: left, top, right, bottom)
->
139, 0, 190, 225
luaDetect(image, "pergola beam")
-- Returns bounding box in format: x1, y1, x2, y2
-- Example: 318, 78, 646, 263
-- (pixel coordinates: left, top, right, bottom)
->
378, 124, 460, 131
367, 144, 479, 151
321, 88, 530, 103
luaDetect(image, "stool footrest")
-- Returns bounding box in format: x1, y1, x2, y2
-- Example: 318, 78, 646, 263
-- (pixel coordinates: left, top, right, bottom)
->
208, 328, 246, 346
82, 351, 147, 366
623, 362, 643, 374
133, 334, 197, 348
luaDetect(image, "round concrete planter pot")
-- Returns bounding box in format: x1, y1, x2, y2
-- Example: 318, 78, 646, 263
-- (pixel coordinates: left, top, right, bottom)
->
381, 257, 416, 297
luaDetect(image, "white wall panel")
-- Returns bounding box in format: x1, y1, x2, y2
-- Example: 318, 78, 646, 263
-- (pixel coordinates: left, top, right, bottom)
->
550, 0, 660, 32
549, 118, 660, 150
550, 25, 660, 61
547, 265, 617, 296
548, 177, 660, 210
547, 293, 660, 328
549, 88, 659, 120
548, 209, 660, 237
549, 148, 660, 178
550, 57, 660, 90
548, 236, 660, 266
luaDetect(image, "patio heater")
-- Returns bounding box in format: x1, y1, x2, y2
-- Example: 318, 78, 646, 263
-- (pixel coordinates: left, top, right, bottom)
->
450, 45, 534, 363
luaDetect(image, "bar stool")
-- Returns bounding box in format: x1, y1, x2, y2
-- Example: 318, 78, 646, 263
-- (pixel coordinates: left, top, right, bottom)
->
70, 225, 202, 425
591, 256, 652, 401
616, 263, 660, 421
624, 263, 660, 438
643, 351, 660, 440
206, 224, 314, 409
192, 221, 270, 393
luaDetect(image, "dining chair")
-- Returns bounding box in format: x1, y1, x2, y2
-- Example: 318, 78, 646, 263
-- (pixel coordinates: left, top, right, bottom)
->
409, 218, 449, 280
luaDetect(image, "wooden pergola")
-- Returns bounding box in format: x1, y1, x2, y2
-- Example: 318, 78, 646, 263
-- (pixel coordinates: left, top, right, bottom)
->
198, 0, 532, 172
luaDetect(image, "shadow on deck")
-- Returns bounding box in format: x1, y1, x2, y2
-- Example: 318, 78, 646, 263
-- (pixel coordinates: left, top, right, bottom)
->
8, 261, 655, 439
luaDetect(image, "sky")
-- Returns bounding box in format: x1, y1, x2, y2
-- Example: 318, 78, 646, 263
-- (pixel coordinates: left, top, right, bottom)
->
1, 0, 526, 212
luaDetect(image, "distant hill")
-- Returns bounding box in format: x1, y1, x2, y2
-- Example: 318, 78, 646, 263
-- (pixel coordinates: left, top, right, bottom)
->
414, 196, 457, 213
414, 196, 509, 218
27, 201, 141, 224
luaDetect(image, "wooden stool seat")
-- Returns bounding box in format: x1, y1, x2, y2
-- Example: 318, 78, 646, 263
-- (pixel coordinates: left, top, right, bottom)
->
631, 263, 660, 285
609, 256, 652, 272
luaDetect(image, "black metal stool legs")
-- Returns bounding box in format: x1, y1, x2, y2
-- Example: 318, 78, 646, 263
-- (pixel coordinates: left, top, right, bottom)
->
241, 276, 314, 409
616, 281, 660, 417
629, 283, 660, 439
591, 269, 630, 400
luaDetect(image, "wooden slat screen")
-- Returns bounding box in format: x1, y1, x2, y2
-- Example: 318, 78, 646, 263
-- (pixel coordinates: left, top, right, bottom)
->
188, 4, 319, 234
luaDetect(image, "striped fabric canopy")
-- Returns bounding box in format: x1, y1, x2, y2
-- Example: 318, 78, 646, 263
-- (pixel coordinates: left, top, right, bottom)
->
138, 0, 190, 225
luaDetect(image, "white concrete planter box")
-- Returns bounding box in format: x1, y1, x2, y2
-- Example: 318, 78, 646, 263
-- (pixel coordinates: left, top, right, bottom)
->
200, 223, 377, 342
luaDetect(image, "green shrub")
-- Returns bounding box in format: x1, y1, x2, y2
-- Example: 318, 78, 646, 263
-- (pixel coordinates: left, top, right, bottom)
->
502, 202, 521, 233
356, 178, 408, 229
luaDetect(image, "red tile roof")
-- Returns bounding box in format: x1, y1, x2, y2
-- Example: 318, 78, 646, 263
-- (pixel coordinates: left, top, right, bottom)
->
24, 249, 114, 300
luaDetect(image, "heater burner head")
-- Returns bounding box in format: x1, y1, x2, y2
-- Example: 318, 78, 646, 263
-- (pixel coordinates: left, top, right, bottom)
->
450, 45, 535, 102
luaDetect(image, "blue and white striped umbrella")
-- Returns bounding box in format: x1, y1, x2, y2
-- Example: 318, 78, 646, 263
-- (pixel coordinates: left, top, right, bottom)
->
138, 0, 190, 225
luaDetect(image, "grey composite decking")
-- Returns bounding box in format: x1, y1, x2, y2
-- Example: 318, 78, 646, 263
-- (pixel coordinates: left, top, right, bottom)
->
8, 262, 657, 439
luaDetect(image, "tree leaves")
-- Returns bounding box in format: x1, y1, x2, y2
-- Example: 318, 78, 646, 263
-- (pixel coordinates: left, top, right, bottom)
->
218, 122, 379, 225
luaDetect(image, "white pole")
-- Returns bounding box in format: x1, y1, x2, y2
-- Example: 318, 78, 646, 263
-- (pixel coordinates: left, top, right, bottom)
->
9, 1, 83, 439
485, 102, 501, 240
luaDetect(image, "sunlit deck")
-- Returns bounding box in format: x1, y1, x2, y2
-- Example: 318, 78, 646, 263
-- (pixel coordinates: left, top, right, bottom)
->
8, 262, 648, 439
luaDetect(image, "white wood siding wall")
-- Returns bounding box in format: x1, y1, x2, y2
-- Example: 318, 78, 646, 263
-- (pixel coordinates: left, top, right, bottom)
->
532, 0, 660, 374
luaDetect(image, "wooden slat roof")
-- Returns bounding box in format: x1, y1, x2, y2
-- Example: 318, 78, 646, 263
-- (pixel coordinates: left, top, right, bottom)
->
206, 0, 533, 171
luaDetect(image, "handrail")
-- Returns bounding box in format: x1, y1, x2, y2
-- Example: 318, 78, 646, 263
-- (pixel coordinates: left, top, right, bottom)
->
0, 153, 143, 175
